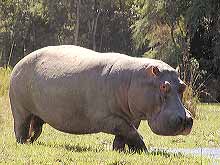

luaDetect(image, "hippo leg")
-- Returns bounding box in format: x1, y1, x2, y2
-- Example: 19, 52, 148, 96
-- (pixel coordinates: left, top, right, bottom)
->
104, 116, 146, 152
113, 120, 141, 152
126, 120, 143, 152
125, 121, 147, 153
11, 104, 32, 144
113, 135, 125, 151
29, 115, 44, 143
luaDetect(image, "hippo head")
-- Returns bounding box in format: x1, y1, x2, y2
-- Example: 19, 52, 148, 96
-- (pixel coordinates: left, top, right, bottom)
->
128, 64, 193, 136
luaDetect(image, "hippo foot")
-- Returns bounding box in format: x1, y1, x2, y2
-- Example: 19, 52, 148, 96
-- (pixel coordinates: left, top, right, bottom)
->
127, 138, 147, 153
16, 137, 29, 144
113, 135, 147, 153
16, 134, 35, 144
113, 135, 126, 151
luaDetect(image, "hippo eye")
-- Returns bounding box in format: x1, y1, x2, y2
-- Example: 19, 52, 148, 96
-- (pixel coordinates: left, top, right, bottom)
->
161, 84, 166, 90
160, 81, 171, 93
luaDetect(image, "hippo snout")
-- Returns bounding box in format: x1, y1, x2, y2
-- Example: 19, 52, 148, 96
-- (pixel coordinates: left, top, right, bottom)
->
168, 113, 193, 135
177, 115, 193, 129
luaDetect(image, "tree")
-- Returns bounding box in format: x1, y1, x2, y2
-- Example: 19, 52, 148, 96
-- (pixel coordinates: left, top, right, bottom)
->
0, 0, 138, 66
132, 0, 220, 101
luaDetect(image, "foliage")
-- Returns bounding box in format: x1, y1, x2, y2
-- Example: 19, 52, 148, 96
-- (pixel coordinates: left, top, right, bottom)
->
132, 0, 220, 102
131, 0, 187, 65
0, 0, 138, 66
182, 86, 198, 118
182, 58, 205, 117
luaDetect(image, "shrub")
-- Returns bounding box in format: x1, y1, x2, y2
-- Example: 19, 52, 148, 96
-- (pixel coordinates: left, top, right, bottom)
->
0, 67, 12, 97
182, 85, 199, 118
181, 58, 205, 118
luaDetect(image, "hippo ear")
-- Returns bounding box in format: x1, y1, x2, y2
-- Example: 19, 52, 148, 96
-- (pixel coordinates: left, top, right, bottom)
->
176, 65, 181, 76
176, 65, 180, 73
146, 66, 160, 77
179, 80, 187, 93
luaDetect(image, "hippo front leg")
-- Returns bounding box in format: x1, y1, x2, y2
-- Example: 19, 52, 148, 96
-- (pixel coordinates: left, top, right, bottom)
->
126, 120, 146, 152
113, 120, 143, 152
103, 116, 146, 152
113, 135, 125, 151
123, 124, 146, 153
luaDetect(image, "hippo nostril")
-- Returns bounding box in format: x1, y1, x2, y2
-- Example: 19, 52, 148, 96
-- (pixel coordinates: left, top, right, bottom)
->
185, 117, 193, 128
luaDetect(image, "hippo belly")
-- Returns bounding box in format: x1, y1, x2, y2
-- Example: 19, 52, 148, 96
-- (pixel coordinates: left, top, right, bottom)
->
29, 73, 108, 134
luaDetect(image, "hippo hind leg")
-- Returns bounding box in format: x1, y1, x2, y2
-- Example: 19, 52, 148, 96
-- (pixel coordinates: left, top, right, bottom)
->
11, 102, 44, 144
28, 115, 44, 143
11, 105, 32, 144
14, 116, 32, 144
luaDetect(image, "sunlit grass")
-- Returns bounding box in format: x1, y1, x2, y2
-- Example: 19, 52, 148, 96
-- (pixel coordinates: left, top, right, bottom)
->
0, 67, 11, 96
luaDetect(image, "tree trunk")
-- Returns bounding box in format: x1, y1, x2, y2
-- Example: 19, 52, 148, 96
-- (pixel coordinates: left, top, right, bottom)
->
92, 11, 100, 51
7, 38, 15, 68
99, 31, 103, 51
75, 0, 81, 45
170, 24, 177, 47
182, 37, 190, 83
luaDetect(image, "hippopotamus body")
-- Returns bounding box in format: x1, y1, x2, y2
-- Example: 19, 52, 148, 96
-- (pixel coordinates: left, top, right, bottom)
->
9, 45, 193, 151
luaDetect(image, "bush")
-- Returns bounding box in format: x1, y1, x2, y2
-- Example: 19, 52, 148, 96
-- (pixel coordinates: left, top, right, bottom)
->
182, 85, 199, 118
0, 67, 12, 97
180, 58, 205, 118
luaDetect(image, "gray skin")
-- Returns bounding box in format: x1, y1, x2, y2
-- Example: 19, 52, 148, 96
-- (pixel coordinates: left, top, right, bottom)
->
9, 45, 193, 152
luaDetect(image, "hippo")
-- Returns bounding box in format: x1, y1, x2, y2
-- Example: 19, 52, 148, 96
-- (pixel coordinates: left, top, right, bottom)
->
9, 45, 193, 152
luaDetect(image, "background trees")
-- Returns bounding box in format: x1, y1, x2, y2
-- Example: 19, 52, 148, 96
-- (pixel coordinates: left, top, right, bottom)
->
132, 0, 220, 102
0, 0, 219, 102
0, 0, 136, 65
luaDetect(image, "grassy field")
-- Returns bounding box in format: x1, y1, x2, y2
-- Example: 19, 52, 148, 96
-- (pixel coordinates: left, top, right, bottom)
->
0, 68, 220, 164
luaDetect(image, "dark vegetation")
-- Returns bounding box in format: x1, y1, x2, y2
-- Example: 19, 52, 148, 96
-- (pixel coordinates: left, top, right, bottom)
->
0, 0, 219, 105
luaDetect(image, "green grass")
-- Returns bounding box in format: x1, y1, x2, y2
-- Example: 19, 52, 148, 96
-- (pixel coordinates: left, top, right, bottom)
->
0, 68, 219, 164
0, 67, 11, 97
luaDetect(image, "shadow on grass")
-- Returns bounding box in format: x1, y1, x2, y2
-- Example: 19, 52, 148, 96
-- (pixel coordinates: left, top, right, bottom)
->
36, 141, 183, 158
147, 148, 183, 158
107, 149, 183, 165
36, 141, 101, 152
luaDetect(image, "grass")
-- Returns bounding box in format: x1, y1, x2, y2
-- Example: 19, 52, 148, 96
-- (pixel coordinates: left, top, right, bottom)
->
0, 67, 11, 97
0, 68, 219, 164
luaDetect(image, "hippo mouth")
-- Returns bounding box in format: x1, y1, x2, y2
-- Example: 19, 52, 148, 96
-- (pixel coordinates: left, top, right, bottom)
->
174, 115, 193, 135
179, 117, 193, 135
180, 127, 192, 135
171, 121, 193, 136
148, 114, 193, 136
168, 123, 192, 136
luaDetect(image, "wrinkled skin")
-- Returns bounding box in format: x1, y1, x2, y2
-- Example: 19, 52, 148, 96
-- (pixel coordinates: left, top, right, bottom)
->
9, 45, 193, 152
